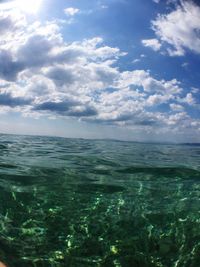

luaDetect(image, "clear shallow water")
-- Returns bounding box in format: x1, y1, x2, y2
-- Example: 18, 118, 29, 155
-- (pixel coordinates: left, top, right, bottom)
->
0, 135, 200, 266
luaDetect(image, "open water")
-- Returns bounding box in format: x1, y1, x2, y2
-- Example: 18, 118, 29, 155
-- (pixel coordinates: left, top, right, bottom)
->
0, 134, 200, 266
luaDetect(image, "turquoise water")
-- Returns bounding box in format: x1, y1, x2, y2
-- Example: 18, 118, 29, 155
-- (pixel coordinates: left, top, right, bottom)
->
0, 134, 200, 266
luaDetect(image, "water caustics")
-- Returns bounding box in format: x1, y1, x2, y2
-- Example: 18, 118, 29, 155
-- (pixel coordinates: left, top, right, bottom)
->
0, 134, 200, 266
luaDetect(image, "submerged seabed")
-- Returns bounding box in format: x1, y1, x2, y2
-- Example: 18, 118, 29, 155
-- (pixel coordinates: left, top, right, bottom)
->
0, 135, 200, 267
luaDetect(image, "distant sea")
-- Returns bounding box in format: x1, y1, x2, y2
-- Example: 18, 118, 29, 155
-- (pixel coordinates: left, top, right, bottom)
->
0, 134, 200, 267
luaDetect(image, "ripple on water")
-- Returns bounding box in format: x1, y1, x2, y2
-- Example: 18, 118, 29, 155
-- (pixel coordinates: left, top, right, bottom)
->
0, 135, 199, 266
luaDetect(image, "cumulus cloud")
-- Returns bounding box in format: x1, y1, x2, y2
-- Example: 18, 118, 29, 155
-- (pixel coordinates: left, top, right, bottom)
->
0, 5, 199, 137
170, 103, 184, 112
118, 70, 182, 94
142, 39, 162, 51
178, 92, 196, 105
64, 7, 80, 16
144, 1, 200, 56
33, 100, 97, 117
0, 50, 24, 80
146, 94, 172, 106
0, 92, 31, 107
0, 14, 21, 34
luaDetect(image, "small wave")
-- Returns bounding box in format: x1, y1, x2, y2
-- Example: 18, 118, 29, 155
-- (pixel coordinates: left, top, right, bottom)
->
75, 183, 125, 194
116, 166, 200, 179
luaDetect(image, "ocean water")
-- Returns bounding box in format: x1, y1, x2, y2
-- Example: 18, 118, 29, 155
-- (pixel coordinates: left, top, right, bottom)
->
0, 135, 200, 267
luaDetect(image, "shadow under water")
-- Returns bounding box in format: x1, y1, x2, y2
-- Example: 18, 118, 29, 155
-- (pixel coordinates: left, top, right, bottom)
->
0, 135, 200, 266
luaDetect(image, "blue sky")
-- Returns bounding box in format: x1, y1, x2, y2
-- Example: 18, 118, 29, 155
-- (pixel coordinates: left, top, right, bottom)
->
0, 0, 199, 142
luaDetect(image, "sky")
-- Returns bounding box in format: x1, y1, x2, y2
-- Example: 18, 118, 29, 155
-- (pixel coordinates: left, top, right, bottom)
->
0, 0, 199, 142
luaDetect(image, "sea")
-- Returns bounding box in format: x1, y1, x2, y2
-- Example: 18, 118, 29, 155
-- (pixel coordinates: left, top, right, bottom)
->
0, 134, 200, 267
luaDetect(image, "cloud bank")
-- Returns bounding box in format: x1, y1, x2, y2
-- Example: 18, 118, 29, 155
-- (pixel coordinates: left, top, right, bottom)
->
0, 4, 199, 138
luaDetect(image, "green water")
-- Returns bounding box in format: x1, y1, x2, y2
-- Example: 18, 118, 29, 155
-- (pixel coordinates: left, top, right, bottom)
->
0, 134, 200, 267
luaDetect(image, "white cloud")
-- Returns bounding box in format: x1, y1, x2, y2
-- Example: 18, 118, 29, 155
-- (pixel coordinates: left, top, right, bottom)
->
64, 7, 80, 16
146, 94, 172, 106
178, 93, 196, 105
191, 87, 199, 94
181, 62, 189, 68
167, 112, 189, 126
132, 58, 140, 64
142, 38, 161, 51
118, 70, 182, 94
132, 54, 146, 64
170, 103, 184, 112
148, 1, 200, 56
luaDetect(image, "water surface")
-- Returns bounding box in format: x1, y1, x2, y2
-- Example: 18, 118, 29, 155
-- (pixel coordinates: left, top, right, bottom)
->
0, 134, 200, 266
